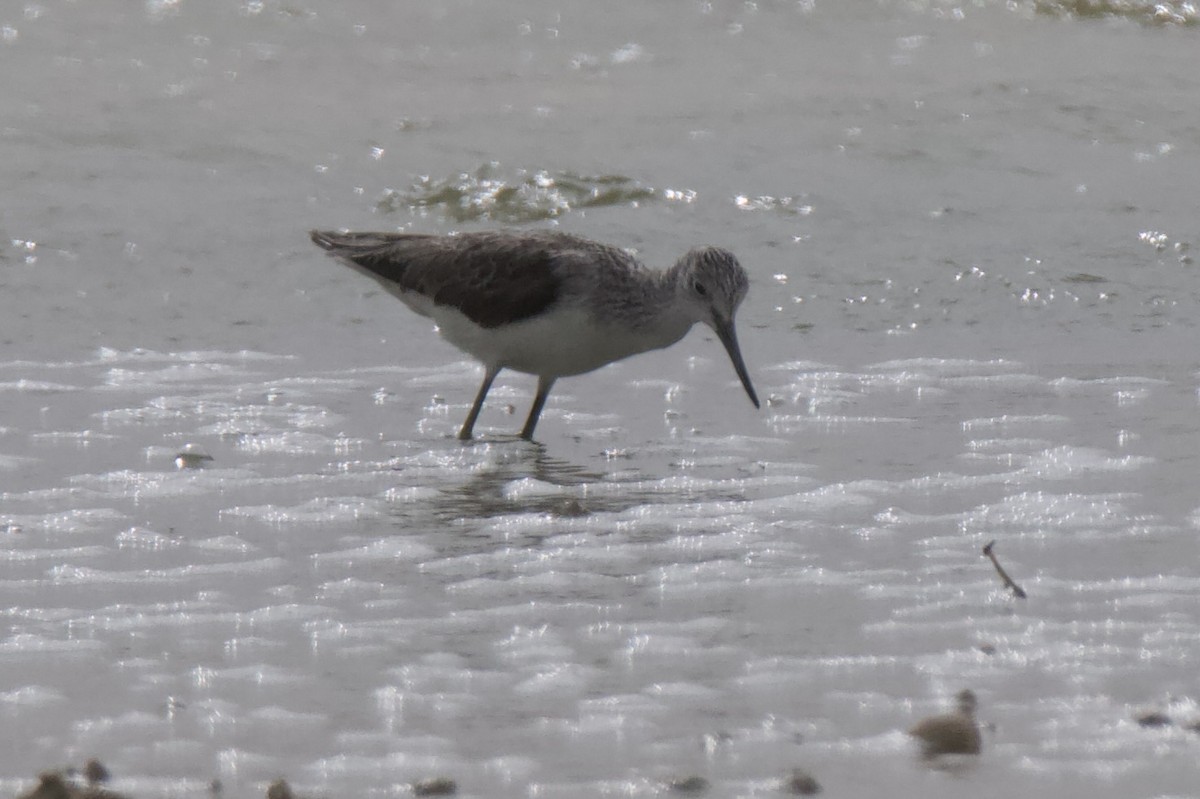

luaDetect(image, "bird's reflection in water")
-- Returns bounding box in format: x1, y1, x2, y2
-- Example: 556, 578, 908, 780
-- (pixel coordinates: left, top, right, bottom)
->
379, 435, 747, 561
430, 437, 603, 522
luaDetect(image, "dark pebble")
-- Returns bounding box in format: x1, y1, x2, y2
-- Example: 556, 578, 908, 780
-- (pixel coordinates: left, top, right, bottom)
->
1135, 711, 1172, 728
784, 768, 822, 795
413, 777, 458, 796
668, 775, 709, 793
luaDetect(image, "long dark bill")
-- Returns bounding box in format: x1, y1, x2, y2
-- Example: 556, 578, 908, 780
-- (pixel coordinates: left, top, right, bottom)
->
713, 317, 760, 409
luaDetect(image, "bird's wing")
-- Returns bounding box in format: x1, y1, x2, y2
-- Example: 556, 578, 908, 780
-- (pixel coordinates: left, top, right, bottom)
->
311, 230, 574, 329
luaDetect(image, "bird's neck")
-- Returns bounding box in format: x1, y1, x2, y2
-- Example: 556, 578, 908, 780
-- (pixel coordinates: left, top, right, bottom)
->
579, 263, 695, 354
638, 264, 696, 345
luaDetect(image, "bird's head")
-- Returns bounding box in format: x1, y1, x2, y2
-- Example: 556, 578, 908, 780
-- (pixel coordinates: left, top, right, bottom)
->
673, 247, 759, 409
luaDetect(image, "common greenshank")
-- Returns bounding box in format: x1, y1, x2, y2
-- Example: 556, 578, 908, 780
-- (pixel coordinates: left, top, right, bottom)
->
310, 229, 759, 440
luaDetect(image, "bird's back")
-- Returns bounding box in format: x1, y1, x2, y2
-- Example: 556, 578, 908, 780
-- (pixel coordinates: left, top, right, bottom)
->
310, 230, 644, 329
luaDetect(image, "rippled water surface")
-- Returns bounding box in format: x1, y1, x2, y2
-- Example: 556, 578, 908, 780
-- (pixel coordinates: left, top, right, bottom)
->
3, 2, 1200, 797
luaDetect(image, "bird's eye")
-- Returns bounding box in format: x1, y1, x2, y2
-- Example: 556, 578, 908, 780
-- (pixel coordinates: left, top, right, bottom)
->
693, 280, 708, 297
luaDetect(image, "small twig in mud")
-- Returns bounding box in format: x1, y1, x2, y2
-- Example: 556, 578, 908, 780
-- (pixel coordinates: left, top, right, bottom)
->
983, 540, 1027, 599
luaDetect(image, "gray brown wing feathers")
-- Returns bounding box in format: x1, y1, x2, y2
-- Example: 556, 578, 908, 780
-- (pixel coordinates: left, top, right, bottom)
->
310, 230, 575, 329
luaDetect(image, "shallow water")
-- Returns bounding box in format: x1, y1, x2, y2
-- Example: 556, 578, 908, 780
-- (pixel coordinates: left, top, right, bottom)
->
3, 1, 1200, 797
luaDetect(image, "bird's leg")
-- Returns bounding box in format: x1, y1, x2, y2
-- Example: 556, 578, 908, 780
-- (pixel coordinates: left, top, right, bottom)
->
520, 377, 556, 440
459, 366, 499, 440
